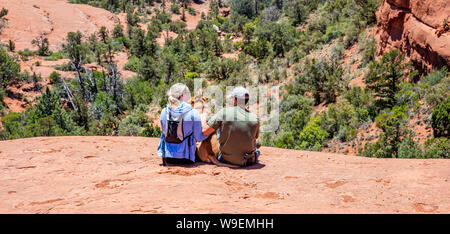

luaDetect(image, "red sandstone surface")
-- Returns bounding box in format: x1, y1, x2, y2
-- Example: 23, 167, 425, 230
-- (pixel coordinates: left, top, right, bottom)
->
0, 136, 449, 214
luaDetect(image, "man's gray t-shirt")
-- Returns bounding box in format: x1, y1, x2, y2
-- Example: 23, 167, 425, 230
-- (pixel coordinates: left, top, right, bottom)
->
208, 106, 259, 166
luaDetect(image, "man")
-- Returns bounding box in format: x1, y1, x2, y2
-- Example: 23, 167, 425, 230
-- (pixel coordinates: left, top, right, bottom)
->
201, 87, 260, 167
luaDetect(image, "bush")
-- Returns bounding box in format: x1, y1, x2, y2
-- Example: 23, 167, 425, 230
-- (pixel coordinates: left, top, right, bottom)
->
423, 137, 449, 158
32, 35, 51, 56
49, 71, 62, 84
320, 100, 359, 142
367, 105, 409, 158
123, 77, 155, 110
0, 86, 5, 112
124, 56, 141, 72
296, 57, 344, 105
425, 75, 449, 107
0, 48, 20, 88
188, 7, 196, 15
431, 96, 450, 137
269, 94, 314, 149
358, 35, 376, 67
422, 67, 448, 86
45, 51, 65, 61
360, 134, 392, 158
112, 24, 125, 38
398, 135, 423, 158
229, 0, 256, 19
171, 4, 181, 15
297, 117, 329, 151
118, 104, 150, 136
343, 86, 376, 122
53, 62, 76, 71
141, 123, 162, 137
18, 49, 35, 61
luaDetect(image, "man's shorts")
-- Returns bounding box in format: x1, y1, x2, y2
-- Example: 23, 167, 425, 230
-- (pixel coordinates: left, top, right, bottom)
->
217, 149, 260, 167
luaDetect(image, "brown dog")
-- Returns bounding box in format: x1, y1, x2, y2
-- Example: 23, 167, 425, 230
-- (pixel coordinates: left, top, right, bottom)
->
191, 96, 240, 168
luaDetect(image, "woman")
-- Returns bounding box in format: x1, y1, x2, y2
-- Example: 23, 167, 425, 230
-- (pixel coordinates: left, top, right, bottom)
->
157, 83, 211, 165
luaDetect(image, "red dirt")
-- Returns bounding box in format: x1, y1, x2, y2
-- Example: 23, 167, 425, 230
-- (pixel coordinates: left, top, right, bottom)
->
0, 0, 120, 51
171, 1, 210, 31
0, 136, 449, 214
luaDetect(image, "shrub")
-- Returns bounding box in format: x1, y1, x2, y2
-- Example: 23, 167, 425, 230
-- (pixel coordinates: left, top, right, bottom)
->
320, 100, 359, 142
398, 135, 423, 158
360, 134, 392, 158
32, 35, 51, 56
343, 86, 376, 122
0, 86, 5, 112
49, 71, 62, 84
141, 123, 162, 137
170, 4, 181, 15
112, 24, 124, 38
188, 7, 196, 16
431, 96, 450, 137
124, 56, 141, 72
423, 137, 449, 158
267, 94, 313, 149
45, 51, 65, 61
425, 75, 449, 107
53, 62, 76, 71
296, 57, 344, 105
118, 104, 150, 136
297, 117, 329, 151
0, 48, 20, 88
422, 67, 448, 86
358, 35, 376, 67
8, 40, 15, 52
371, 105, 409, 158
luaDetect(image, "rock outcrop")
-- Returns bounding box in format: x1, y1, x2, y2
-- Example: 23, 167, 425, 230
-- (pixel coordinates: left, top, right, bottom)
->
376, 0, 450, 73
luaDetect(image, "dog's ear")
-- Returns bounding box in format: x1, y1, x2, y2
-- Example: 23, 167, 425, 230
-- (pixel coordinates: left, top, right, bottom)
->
190, 96, 195, 105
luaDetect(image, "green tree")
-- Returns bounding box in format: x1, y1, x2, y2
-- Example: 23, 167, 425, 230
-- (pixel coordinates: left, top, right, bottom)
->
0, 8, 7, 34
138, 55, 161, 84
229, 0, 256, 19
423, 137, 449, 158
374, 105, 409, 158
297, 58, 344, 105
297, 117, 329, 151
0, 48, 20, 88
431, 96, 450, 137
365, 50, 413, 109
32, 35, 51, 56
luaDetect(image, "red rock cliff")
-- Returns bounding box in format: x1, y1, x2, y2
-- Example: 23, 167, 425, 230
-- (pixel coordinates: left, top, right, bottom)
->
376, 0, 450, 73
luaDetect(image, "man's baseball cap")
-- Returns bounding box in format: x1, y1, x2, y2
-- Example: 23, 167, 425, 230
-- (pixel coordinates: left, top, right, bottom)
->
227, 86, 249, 99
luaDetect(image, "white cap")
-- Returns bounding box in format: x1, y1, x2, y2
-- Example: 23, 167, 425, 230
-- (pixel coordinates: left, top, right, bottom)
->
227, 86, 249, 100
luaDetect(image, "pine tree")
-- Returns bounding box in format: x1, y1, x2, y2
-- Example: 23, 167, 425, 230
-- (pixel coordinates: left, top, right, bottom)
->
365, 49, 413, 109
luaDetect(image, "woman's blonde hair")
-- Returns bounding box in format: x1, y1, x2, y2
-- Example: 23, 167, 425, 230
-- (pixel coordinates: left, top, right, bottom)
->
167, 83, 190, 109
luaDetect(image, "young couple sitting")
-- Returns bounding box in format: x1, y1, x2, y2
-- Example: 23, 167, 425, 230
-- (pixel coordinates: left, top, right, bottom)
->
157, 83, 260, 168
